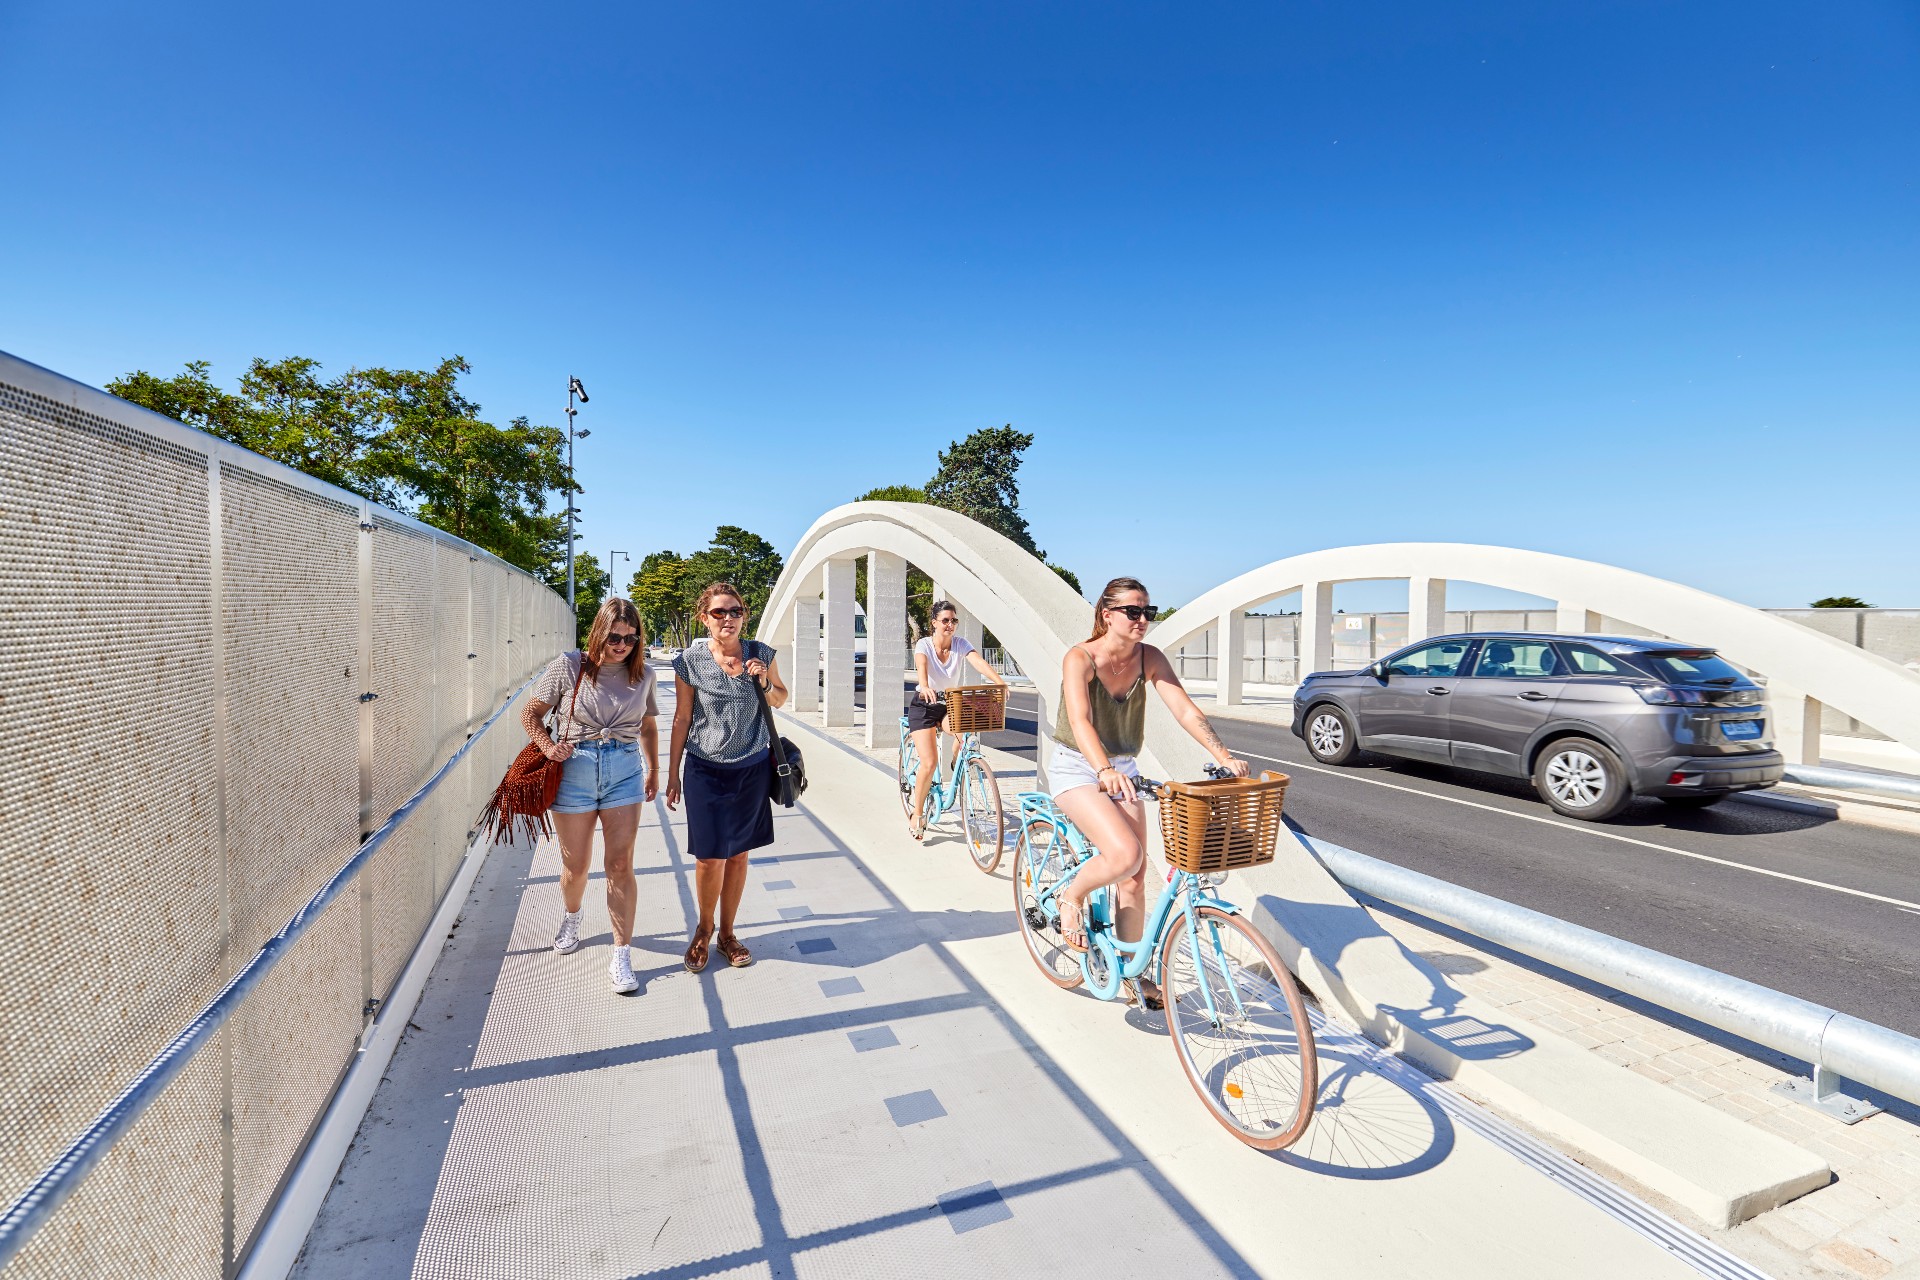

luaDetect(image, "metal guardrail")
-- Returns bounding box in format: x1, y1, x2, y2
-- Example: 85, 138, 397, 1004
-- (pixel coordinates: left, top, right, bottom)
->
1782, 764, 1920, 803
1304, 833, 1920, 1123
0, 676, 535, 1272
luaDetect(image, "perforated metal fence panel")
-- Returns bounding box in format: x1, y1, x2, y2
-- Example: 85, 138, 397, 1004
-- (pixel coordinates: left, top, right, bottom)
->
0, 352, 570, 1277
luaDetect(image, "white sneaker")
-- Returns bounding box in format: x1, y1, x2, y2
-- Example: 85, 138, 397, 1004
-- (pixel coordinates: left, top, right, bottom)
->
608, 947, 639, 994
552, 911, 582, 955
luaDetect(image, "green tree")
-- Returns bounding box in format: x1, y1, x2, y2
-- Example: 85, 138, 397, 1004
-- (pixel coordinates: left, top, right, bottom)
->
859, 483, 928, 504
925, 424, 1043, 556
1050, 563, 1083, 596
1812, 596, 1875, 609
631, 550, 696, 648
684, 525, 785, 620
570, 552, 610, 645
109, 356, 573, 582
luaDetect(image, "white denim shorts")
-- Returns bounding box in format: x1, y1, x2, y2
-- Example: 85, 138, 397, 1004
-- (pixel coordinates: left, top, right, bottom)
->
1047, 741, 1139, 800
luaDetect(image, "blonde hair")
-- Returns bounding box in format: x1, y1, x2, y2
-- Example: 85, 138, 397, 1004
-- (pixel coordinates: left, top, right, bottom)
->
1087, 577, 1150, 642
583, 597, 646, 684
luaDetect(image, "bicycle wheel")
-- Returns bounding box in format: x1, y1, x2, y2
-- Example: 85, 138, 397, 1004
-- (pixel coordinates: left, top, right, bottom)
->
1013, 819, 1083, 989
896, 726, 919, 822
1159, 906, 1317, 1150
958, 755, 1006, 873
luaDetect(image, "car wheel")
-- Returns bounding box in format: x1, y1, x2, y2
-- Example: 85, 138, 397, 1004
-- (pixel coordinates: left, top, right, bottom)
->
1660, 794, 1724, 810
1304, 705, 1359, 765
1532, 737, 1632, 821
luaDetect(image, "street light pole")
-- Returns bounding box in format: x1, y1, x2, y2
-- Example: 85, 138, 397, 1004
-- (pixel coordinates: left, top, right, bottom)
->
565, 376, 590, 609
610, 550, 630, 602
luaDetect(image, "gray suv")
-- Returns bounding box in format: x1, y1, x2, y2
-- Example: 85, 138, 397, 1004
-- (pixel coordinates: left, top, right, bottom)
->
1289, 633, 1784, 821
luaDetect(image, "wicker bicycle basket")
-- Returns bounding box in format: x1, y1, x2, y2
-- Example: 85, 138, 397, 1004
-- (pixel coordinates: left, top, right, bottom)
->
942, 683, 1008, 734
1157, 770, 1290, 874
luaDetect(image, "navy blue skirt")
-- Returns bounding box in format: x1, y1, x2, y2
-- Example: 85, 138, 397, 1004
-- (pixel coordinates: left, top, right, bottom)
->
684, 751, 775, 860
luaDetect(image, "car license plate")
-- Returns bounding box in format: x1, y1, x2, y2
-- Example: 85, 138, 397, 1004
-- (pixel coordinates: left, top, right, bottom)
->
1722, 718, 1763, 741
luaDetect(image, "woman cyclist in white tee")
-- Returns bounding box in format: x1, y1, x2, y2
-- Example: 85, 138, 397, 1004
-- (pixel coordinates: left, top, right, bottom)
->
905, 599, 1009, 839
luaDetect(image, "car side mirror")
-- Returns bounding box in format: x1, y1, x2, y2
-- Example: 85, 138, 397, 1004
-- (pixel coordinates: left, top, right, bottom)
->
1369, 661, 1389, 680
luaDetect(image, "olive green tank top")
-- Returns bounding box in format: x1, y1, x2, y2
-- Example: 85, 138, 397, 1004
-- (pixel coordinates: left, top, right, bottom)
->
1053, 646, 1148, 758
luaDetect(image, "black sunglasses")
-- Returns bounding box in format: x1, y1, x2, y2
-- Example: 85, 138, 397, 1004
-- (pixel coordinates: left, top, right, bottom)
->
1106, 604, 1158, 622
708, 606, 747, 619
603, 633, 638, 647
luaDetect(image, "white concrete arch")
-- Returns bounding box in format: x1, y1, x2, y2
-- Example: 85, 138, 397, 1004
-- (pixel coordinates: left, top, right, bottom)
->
1149, 541, 1920, 762
757, 501, 1093, 744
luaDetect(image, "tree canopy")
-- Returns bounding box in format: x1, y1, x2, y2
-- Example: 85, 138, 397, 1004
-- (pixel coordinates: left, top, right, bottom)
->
1811, 595, 1875, 609
108, 356, 572, 582
627, 527, 785, 648
925, 424, 1043, 558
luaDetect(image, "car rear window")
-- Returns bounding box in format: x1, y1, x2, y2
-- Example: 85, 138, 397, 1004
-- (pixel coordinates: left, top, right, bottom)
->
1640, 650, 1745, 686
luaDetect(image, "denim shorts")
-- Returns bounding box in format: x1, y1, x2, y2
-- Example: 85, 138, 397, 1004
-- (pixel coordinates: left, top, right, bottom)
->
552, 739, 644, 813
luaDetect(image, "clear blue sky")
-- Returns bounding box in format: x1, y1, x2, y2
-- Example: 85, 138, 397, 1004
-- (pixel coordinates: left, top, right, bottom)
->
3, 1, 1915, 612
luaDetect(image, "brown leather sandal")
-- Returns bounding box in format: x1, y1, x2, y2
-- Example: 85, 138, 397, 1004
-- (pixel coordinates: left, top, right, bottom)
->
684, 930, 712, 974
716, 933, 753, 968
1057, 897, 1089, 953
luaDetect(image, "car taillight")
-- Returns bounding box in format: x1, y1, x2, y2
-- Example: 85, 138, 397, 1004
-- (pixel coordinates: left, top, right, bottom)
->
1636, 685, 1709, 706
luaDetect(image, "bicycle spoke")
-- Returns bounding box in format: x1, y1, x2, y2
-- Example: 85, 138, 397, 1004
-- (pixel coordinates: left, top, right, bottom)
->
1161, 906, 1317, 1149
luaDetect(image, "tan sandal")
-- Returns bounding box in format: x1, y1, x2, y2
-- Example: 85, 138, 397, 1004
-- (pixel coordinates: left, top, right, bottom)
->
716, 933, 753, 968
1057, 897, 1089, 953
684, 930, 712, 973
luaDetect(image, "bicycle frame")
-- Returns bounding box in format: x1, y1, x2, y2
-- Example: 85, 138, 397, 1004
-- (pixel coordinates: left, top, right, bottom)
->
898, 714, 984, 823
1017, 794, 1242, 1010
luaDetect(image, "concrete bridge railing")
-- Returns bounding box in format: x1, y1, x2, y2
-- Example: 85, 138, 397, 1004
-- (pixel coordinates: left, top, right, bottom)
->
0, 351, 569, 1278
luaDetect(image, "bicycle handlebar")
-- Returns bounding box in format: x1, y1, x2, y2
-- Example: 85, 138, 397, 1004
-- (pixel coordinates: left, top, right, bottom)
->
1132, 762, 1233, 801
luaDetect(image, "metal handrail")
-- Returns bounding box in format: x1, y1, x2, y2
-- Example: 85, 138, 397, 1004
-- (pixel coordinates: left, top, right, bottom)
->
0, 675, 537, 1271
1302, 832, 1920, 1110
1782, 764, 1920, 803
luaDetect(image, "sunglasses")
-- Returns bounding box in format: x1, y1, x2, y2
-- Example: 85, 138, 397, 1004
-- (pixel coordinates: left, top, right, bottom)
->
603, 633, 638, 648
708, 606, 747, 619
1106, 604, 1158, 622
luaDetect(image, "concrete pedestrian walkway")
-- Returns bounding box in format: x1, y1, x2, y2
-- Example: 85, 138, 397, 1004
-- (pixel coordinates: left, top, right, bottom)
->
291, 698, 1752, 1279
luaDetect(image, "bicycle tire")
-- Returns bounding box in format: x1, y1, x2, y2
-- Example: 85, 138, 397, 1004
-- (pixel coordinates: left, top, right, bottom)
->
895, 726, 919, 822
959, 755, 1005, 873
1013, 819, 1083, 989
1159, 906, 1317, 1150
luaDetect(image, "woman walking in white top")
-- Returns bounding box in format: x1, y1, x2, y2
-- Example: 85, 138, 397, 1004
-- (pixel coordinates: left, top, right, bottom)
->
905, 600, 1008, 839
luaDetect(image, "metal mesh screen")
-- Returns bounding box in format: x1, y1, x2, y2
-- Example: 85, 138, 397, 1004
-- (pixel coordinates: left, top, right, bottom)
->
0, 381, 227, 1272
0, 355, 570, 1278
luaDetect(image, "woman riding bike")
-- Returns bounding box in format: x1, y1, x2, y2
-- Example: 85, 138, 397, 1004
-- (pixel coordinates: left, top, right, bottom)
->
1050, 577, 1247, 1008
905, 600, 1009, 839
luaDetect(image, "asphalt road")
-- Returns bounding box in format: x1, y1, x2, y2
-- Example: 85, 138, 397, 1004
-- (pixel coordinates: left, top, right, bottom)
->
959, 688, 1920, 1037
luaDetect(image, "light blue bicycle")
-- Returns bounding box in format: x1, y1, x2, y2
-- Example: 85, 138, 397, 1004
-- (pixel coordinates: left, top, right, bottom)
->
1012, 766, 1319, 1149
896, 686, 1007, 873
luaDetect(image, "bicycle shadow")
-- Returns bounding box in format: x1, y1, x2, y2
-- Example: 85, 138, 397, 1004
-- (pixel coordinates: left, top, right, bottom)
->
1278, 1025, 1457, 1180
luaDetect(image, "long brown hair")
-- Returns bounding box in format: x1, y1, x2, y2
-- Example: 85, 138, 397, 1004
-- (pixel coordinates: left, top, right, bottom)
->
1087, 576, 1150, 643
583, 597, 646, 684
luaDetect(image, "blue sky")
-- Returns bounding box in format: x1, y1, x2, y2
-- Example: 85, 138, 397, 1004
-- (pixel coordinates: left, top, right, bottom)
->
3, 1, 1915, 612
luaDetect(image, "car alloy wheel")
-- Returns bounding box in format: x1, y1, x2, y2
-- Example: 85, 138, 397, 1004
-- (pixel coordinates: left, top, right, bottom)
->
1544, 749, 1608, 808
1309, 712, 1345, 758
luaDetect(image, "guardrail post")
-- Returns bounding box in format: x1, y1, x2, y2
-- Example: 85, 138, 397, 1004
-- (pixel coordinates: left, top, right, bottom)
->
823, 557, 857, 727
865, 552, 907, 746
1218, 608, 1245, 705
1409, 576, 1447, 641
1299, 581, 1334, 679
1773, 684, 1824, 766
356, 503, 377, 1034
789, 588, 820, 715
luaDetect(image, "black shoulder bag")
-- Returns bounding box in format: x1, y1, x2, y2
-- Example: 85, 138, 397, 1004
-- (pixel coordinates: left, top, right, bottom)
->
748, 649, 807, 807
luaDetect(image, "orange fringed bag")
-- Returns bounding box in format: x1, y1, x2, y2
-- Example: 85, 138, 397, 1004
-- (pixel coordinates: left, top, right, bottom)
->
480, 656, 588, 843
